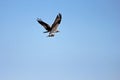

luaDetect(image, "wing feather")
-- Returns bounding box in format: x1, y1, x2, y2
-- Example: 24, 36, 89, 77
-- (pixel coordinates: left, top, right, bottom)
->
51, 13, 62, 32
37, 18, 51, 31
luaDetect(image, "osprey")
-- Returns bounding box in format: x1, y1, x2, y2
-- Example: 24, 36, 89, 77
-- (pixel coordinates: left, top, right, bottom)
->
37, 13, 62, 37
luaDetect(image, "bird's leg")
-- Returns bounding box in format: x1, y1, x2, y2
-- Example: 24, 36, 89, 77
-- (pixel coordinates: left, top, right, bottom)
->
50, 34, 54, 37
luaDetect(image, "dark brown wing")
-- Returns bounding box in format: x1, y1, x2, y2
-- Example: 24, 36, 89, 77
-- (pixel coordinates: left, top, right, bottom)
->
51, 13, 62, 30
37, 18, 51, 31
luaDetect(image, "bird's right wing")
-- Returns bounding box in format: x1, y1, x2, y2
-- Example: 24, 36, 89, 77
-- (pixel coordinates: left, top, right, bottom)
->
37, 18, 51, 31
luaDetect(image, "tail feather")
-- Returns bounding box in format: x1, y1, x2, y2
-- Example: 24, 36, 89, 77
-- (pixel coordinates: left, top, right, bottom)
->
47, 34, 54, 37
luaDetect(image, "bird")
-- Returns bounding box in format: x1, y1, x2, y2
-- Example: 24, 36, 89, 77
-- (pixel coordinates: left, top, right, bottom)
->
37, 13, 62, 37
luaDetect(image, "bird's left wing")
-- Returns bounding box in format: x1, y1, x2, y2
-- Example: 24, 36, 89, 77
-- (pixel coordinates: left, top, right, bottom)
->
51, 13, 62, 31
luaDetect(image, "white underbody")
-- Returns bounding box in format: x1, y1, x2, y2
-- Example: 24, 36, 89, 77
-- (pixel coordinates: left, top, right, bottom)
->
48, 30, 59, 37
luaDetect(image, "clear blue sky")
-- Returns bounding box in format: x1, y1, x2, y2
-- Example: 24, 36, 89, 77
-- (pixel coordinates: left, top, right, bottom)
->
0, 0, 120, 80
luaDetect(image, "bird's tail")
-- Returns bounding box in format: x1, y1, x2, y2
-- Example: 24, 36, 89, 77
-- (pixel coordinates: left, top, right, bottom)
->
47, 34, 54, 37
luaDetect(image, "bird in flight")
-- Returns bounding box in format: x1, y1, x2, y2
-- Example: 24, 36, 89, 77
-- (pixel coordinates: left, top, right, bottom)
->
37, 13, 62, 37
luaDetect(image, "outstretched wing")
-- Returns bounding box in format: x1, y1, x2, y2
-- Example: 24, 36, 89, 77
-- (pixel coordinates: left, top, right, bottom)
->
51, 13, 62, 32
37, 18, 51, 31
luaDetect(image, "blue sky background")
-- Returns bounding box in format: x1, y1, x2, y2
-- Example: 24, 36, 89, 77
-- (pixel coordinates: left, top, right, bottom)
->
0, 0, 120, 80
